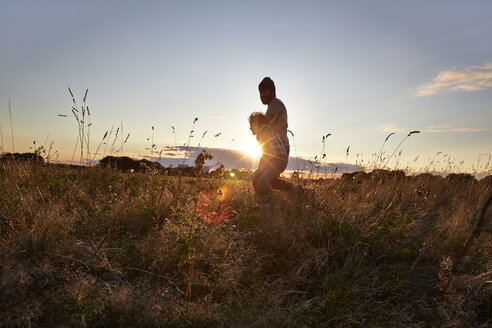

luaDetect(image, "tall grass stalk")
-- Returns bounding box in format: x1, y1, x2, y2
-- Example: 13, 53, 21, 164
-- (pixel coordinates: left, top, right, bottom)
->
207, 133, 222, 168
374, 132, 395, 170
345, 146, 350, 173
103, 125, 114, 158
151, 126, 155, 157
317, 134, 330, 179
192, 130, 208, 160
424, 152, 442, 173
472, 153, 490, 176
82, 89, 91, 161
0, 121, 4, 153
92, 131, 109, 162
207, 132, 221, 151
383, 131, 420, 169
481, 155, 491, 178
71, 88, 83, 163
110, 127, 120, 155
65, 88, 91, 164
171, 126, 177, 152
8, 99, 14, 152
80, 91, 84, 162
119, 133, 130, 156
287, 130, 300, 174
316, 136, 324, 179
196, 130, 207, 149
67, 88, 80, 163
308, 156, 318, 177
70, 134, 79, 163
182, 117, 198, 165
119, 121, 123, 155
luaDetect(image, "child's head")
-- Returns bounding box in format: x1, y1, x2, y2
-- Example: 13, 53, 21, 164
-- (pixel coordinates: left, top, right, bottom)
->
248, 112, 267, 135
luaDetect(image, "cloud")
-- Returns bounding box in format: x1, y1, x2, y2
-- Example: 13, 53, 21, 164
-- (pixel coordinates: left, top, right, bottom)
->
126, 146, 363, 173
427, 125, 450, 129
158, 145, 187, 158
381, 126, 404, 133
425, 127, 491, 133
414, 62, 492, 97
490, 108, 492, 113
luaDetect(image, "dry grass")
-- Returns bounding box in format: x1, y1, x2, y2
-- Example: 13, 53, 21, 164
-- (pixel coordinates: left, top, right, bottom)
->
0, 161, 490, 327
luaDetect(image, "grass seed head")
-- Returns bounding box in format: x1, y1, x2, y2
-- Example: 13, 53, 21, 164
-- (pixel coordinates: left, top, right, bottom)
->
385, 132, 395, 142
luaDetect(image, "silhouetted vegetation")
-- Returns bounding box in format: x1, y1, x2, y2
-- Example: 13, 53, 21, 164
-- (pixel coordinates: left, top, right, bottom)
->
0, 160, 490, 327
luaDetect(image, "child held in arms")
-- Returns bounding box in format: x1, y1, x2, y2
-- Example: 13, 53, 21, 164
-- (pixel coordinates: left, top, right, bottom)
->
249, 111, 290, 204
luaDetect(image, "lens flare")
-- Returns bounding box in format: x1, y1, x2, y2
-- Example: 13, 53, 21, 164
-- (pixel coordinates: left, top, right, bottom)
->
196, 186, 233, 224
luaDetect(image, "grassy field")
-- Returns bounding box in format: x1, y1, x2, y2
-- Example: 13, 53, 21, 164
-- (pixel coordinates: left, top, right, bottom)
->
0, 161, 490, 327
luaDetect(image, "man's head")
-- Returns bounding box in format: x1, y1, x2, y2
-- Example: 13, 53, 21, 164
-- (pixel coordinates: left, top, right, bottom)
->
248, 112, 268, 135
258, 77, 276, 105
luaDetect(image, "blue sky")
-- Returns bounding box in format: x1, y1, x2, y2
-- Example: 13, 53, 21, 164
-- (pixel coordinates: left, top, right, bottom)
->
1, 0, 491, 171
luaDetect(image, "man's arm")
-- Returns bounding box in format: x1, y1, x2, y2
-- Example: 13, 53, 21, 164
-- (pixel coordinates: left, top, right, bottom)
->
257, 124, 269, 141
268, 111, 283, 131
261, 110, 287, 134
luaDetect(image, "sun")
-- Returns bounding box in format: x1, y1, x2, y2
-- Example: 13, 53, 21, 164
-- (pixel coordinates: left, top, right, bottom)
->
242, 141, 263, 158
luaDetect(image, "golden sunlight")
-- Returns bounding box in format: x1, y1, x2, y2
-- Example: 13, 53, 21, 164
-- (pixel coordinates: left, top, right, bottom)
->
241, 141, 263, 158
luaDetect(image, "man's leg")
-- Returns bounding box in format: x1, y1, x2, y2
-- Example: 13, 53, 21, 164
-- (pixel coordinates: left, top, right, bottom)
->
257, 158, 287, 200
271, 178, 294, 192
251, 166, 265, 201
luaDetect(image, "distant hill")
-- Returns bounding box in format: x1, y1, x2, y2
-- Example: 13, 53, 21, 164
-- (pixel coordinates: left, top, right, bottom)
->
138, 146, 363, 173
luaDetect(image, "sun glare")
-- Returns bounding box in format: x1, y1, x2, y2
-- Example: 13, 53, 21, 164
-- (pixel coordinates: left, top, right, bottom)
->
242, 141, 262, 158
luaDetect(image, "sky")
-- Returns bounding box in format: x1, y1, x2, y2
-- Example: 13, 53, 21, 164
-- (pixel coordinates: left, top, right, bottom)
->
1, 0, 491, 172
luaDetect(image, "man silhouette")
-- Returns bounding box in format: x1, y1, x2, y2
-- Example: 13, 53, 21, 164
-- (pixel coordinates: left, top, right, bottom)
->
249, 79, 298, 203
258, 77, 290, 160
249, 112, 289, 203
